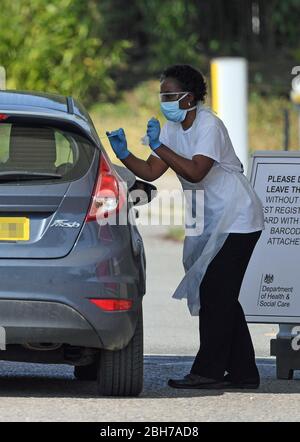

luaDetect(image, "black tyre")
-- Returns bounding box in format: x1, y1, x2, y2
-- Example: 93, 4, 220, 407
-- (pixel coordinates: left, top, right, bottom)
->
74, 359, 98, 381
97, 308, 143, 397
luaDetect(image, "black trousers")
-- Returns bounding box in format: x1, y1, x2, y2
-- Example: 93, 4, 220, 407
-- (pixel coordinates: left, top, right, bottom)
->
190, 230, 262, 381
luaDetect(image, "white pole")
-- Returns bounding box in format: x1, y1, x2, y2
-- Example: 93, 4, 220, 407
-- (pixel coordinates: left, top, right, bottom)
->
298, 113, 300, 149
290, 72, 300, 148
0, 66, 6, 90
210, 57, 248, 173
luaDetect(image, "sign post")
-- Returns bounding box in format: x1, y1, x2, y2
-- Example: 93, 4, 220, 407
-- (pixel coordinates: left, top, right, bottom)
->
240, 150, 300, 378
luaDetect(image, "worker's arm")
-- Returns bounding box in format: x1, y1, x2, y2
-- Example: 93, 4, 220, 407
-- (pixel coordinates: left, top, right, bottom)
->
153, 145, 214, 183
146, 118, 214, 183
122, 153, 169, 182
106, 128, 168, 181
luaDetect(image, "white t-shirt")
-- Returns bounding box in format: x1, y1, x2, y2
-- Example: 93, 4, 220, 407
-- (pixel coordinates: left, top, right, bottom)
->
151, 105, 265, 233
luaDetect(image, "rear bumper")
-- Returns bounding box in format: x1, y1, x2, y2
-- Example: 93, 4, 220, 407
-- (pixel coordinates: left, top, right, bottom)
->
0, 298, 142, 350
0, 299, 101, 348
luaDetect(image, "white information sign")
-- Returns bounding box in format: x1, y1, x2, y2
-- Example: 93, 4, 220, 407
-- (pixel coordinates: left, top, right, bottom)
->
240, 151, 300, 323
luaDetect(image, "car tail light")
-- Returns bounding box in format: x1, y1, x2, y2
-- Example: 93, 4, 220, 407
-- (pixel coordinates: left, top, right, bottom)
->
86, 152, 126, 221
90, 299, 133, 311
0, 114, 9, 121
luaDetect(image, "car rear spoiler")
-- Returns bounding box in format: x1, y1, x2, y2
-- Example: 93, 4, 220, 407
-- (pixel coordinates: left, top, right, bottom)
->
0, 110, 101, 149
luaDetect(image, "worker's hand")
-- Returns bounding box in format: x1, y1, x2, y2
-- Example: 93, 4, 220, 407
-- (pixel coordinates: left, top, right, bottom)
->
147, 118, 161, 150
106, 128, 130, 160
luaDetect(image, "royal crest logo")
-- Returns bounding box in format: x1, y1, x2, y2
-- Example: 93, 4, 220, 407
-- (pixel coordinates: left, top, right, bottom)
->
264, 274, 274, 284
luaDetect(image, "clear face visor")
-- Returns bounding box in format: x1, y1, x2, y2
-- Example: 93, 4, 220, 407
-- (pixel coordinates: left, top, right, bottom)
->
159, 92, 189, 102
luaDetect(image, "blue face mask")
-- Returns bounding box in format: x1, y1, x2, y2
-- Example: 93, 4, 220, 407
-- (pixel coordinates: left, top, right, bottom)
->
160, 93, 196, 122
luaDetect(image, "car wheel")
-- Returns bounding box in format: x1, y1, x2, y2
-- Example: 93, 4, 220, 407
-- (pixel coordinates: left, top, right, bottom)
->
74, 359, 98, 381
97, 307, 143, 397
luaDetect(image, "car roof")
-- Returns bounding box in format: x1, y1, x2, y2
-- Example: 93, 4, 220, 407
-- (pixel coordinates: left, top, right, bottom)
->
0, 90, 101, 147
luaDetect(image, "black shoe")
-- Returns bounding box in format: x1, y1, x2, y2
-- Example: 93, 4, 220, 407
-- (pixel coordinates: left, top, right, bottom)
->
168, 373, 226, 390
223, 373, 260, 389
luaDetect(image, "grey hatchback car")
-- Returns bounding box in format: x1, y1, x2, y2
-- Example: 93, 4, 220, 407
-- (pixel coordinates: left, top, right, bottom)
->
0, 90, 156, 397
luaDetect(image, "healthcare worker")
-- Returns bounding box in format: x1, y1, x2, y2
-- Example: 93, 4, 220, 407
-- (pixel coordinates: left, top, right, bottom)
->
107, 64, 265, 390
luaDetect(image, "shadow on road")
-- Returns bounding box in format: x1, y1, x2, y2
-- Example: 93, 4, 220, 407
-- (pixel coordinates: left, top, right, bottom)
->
0, 355, 298, 399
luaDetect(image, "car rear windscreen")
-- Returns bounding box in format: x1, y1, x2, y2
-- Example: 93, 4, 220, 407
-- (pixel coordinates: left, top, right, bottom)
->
0, 123, 95, 183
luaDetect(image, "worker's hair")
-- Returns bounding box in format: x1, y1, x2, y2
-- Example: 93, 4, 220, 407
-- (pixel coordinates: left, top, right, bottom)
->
160, 64, 207, 103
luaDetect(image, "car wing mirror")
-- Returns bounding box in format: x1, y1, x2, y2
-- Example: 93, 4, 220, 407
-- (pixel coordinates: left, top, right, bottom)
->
113, 164, 136, 189
129, 180, 157, 206
112, 164, 157, 206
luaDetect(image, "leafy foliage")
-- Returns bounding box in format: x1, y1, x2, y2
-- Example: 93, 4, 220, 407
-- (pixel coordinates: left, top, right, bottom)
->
0, 0, 299, 105
0, 0, 130, 104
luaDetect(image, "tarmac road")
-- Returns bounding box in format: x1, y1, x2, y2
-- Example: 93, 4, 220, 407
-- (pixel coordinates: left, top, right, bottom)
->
0, 355, 299, 422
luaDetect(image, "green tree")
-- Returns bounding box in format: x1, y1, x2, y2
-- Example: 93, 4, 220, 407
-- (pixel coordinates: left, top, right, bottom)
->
0, 0, 130, 105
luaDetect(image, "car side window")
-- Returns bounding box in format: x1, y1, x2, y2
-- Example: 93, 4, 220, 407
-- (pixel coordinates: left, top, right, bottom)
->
0, 124, 10, 163
55, 131, 74, 168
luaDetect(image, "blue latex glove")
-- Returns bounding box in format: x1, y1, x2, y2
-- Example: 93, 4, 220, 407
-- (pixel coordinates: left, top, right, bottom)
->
146, 118, 161, 150
106, 128, 130, 160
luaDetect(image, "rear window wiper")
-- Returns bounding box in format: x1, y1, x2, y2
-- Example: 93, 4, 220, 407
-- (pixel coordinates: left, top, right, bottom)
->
0, 171, 62, 182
